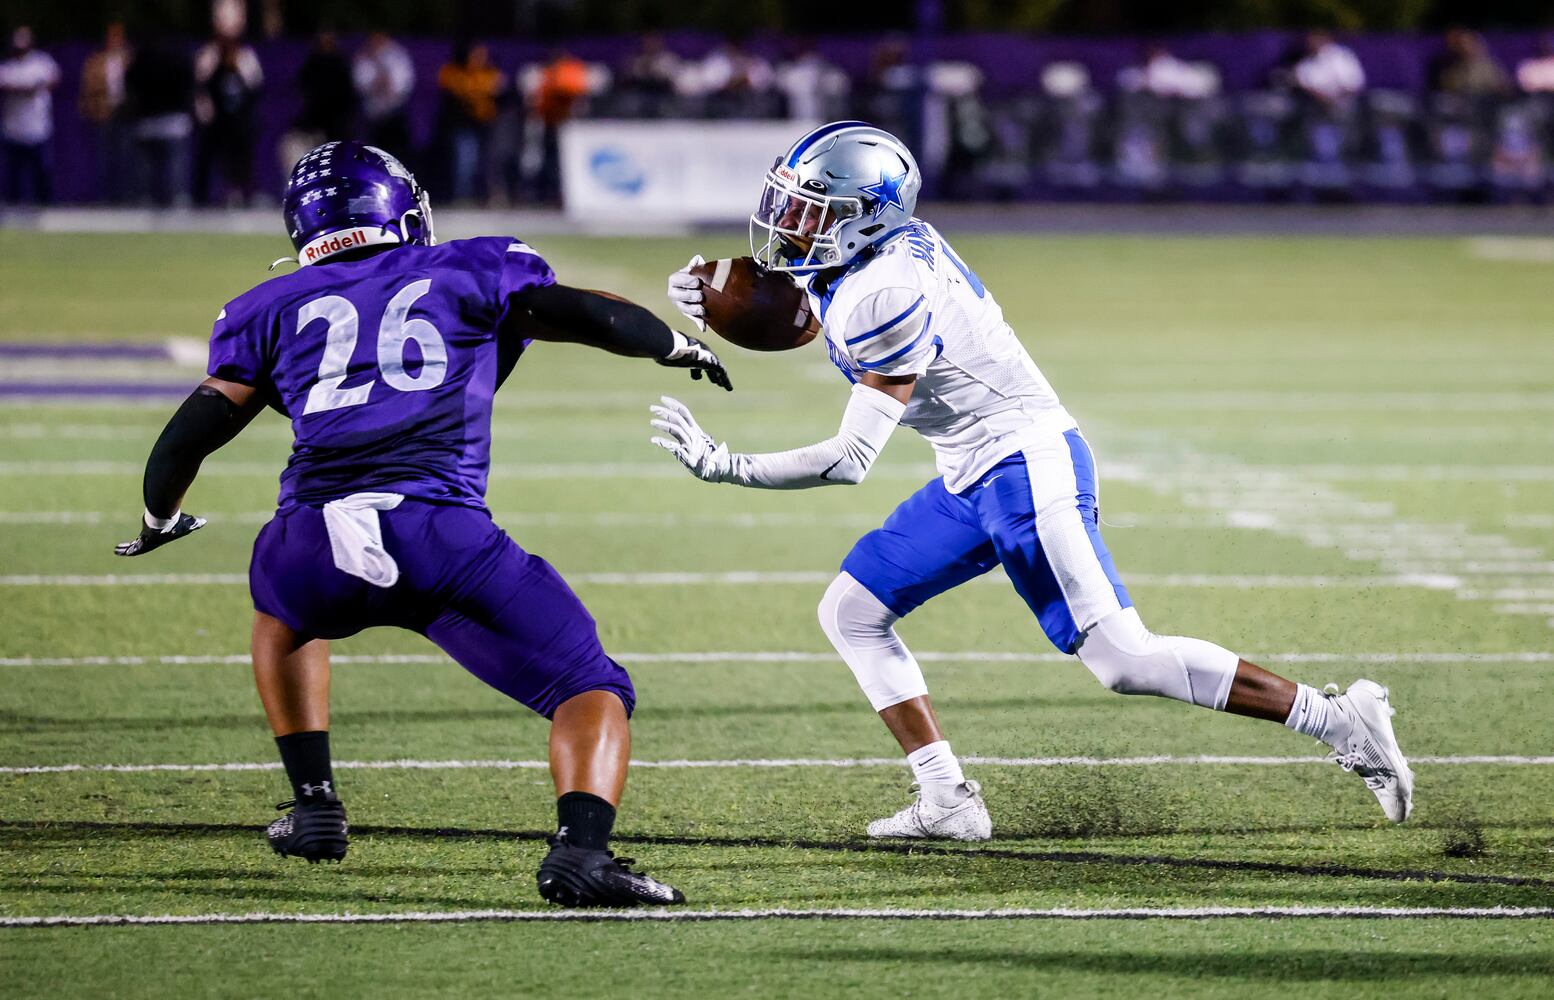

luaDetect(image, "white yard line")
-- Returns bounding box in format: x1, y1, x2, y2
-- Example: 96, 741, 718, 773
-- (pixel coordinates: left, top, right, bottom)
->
0, 398, 185, 409
1241, 425, 1554, 443
0, 651, 1059, 667
1465, 236, 1554, 263
0, 510, 894, 529
1089, 391, 1554, 412
0, 360, 201, 380
6, 459, 1554, 481
7, 418, 1550, 442
0, 460, 940, 480
0, 571, 1483, 588
4, 905, 1553, 927
1101, 441, 1554, 630
0, 423, 163, 441
0, 510, 1259, 530
0, 574, 252, 586
4, 754, 1553, 776
1, 650, 1548, 668
0, 388, 783, 410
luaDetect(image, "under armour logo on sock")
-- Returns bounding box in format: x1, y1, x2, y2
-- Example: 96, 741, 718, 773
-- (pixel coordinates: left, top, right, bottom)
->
300, 781, 333, 797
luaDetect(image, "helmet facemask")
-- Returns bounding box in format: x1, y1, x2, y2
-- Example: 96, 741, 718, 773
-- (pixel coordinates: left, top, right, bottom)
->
367, 142, 436, 247
400, 185, 436, 247
749, 167, 863, 273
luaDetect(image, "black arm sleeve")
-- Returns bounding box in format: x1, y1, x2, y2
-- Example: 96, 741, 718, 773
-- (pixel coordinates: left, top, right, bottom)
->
505, 283, 676, 359
142, 386, 255, 519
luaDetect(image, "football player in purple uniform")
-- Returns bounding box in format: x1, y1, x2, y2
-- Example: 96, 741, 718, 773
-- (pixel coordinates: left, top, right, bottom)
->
113, 142, 730, 907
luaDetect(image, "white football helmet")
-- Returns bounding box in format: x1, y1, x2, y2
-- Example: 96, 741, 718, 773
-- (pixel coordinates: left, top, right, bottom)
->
750, 121, 922, 274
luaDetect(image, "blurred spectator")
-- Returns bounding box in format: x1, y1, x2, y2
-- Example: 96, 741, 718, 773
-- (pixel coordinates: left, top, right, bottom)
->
620, 33, 681, 114
1515, 35, 1554, 93
0, 26, 60, 205
1432, 29, 1509, 96
354, 31, 415, 157
279, 29, 355, 186
436, 41, 504, 203
775, 41, 850, 121
79, 21, 133, 203
1293, 31, 1366, 109
697, 39, 775, 117
1264, 35, 1306, 91
934, 61, 993, 199
125, 35, 195, 207
1293, 33, 1365, 192
528, 49, 590, 204
1041, 61, 1093, 100
863, 38, 918, 139
297, 30, 355, 139
1118, 44, 1220, 99
193, 33, 263, 206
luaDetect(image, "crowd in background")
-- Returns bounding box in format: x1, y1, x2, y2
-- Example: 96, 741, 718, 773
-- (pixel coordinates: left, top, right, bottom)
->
10, 21, 1554, 207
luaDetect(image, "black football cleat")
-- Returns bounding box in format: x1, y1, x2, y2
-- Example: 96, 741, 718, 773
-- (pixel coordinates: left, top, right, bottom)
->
266, 797, 349, 863
536, 834, 685, 907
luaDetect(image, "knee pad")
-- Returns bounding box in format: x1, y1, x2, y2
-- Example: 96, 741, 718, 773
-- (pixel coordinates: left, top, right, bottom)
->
818, 572, 928, 712
1075, 608, 1237, 709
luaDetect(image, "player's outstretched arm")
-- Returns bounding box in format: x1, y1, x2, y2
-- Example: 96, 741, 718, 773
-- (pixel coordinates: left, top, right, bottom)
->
650, 374, 913, 489
114, 377, 262, 557
510, 283, 731, 390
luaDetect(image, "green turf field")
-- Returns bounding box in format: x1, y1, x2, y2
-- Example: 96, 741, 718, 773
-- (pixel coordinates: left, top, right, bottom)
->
1, 229, 1551, 997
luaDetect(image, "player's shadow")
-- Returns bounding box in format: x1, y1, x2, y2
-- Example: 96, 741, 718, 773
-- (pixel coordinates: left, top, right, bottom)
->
0, 707, 528, 734
0, 696, 1067, 735
636, 695, 1070, 721
3, 820, 1548, 891
771, 947, 1554, 982
0, 875, 501, 910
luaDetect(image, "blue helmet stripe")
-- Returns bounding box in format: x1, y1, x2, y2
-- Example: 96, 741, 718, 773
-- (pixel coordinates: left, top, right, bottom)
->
786, 120, 874, 167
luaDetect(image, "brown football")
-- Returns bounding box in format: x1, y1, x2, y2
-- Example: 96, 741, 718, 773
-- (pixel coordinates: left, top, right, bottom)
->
690, 256, 821, 352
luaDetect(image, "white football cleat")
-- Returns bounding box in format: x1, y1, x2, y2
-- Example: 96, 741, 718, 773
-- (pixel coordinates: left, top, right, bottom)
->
1327, 679, 1414, 823
867, 781, 992, 841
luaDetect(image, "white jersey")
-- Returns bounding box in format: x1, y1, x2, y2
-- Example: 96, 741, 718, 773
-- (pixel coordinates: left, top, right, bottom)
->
805, 219, 1076, 494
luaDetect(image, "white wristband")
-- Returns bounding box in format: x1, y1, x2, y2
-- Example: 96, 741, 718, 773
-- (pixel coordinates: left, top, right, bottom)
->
664, 329, 693, 360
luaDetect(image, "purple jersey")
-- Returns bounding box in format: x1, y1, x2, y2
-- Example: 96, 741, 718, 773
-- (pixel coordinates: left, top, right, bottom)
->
209, 236, 554, 508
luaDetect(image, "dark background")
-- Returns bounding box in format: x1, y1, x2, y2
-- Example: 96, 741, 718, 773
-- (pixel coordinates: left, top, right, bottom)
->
7, 0, 1554, 40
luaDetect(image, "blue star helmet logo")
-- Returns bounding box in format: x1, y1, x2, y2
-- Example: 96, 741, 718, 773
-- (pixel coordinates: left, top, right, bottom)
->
858, 163, 908, 218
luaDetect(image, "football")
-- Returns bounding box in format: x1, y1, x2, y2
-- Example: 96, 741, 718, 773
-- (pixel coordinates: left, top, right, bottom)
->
691, 256, 822, 352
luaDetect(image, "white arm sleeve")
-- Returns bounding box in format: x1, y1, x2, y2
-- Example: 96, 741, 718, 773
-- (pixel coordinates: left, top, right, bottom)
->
725, 383, 906, 489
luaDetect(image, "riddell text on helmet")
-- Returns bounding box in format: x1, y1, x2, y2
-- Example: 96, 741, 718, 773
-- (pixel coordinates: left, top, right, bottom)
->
303, 228, 371, 262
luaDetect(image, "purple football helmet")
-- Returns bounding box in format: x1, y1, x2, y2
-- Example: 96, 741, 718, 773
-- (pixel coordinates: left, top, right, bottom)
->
282, 141, 435, 266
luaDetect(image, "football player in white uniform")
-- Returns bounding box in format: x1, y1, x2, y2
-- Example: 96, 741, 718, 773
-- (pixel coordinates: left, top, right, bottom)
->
652, 121, 1412, 840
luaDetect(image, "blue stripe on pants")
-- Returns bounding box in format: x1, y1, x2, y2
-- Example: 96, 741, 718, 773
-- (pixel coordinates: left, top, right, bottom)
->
838, 435, 1132, 655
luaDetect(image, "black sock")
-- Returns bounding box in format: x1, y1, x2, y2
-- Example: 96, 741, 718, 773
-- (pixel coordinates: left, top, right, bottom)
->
275, 730, 336, 803
556, 791, 616, 850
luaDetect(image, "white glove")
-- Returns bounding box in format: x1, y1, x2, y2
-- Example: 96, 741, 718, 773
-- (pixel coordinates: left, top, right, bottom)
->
666, 254, 707, 332
649, 395, 732, 482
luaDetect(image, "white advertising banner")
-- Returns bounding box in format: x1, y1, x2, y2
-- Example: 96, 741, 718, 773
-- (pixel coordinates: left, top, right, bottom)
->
560, 120, 819, 224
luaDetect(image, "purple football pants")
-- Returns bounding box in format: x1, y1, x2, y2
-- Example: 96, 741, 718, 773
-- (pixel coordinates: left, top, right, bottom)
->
249, 500, 634, 718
